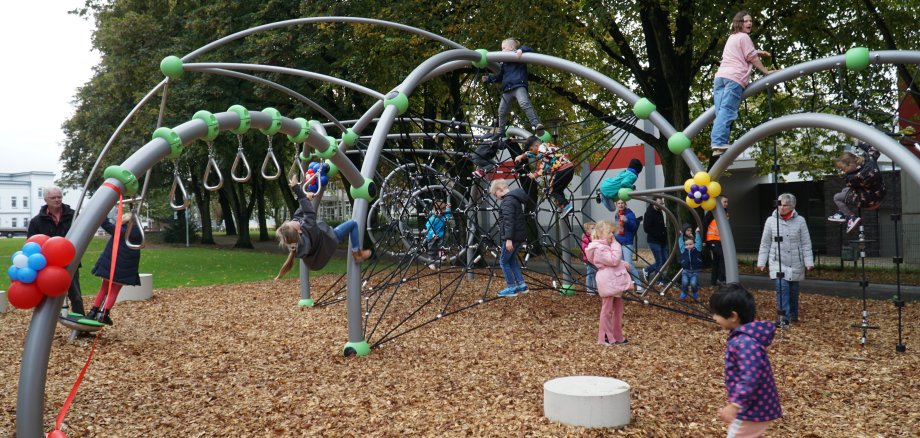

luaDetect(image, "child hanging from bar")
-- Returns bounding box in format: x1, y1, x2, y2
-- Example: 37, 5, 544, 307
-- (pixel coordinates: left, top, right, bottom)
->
514, 135, 576, 217
826, 141, 886, 234
275, 175, 371, 279
597, 158, 643, 212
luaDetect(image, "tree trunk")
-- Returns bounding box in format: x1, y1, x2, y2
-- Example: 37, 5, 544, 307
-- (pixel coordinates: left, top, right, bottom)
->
188, 171, 215, 245
218, 187, 237, 236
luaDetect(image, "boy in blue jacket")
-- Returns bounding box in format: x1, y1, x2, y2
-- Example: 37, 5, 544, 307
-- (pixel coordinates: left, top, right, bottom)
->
424, 201, 452, 270
613, 199, 643, 292
483, 38, 544, 136
709, 283, 782, 437
598, 158, 643, 211
678, 224, 703, 300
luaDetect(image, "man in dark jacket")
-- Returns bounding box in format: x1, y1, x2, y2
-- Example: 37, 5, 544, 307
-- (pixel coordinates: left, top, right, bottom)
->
27, 186, 84, 315
703, 196, 730, 286
642, 196, 668, 285
490, 179, 529, 297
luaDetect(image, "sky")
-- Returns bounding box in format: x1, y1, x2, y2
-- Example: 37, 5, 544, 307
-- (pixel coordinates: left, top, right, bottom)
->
0, 1, 99, 183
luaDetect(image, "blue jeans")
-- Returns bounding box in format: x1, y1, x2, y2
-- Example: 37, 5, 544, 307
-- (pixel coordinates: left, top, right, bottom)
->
498, 86, 541, 129
645, 241, 667, 281
499, 241, 525, 288
681, 270, 699, 296
620, 243, 641, 285
775, 279, 800, 322
585, 263, 597, 292
710, 77, 745, 146
333, 220, 361, 252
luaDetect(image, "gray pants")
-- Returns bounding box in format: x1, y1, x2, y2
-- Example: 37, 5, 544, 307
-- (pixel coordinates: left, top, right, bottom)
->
497, 86, 541, 130
834, 188, 854, 217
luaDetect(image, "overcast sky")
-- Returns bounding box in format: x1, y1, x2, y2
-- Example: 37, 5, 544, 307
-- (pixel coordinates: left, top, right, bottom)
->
0, 1, 99, 181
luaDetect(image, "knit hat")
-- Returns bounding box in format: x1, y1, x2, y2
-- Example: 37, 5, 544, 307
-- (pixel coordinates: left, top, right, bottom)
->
628, 158, 643, 173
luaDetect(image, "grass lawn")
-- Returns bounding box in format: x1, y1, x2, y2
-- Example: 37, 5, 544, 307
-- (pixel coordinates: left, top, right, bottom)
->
0, 236, 346, 295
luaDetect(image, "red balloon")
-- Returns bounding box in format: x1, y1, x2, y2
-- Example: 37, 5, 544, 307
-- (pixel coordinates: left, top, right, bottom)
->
48, 429, 69, 438
8, 281, 44, 309
41, 237, 76, 267
26, 234, 51, 247
36, 266, 72, 297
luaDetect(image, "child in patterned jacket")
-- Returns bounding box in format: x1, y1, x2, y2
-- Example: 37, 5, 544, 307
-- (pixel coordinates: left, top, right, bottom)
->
709, 283, 782, 438
515, 135, 576, 217
827, 142, 886, 234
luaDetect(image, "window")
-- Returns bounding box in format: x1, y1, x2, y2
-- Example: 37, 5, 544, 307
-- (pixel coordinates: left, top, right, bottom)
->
12, 218, 17, 227
24, 218, 29, 227
38, 187, 43, 198
23, 196, 29, 208
11, 196, 17, 208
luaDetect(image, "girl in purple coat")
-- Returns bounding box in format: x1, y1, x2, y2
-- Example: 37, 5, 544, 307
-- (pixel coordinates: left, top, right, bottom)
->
709, 283, 782, 437
584, 220, 633, 346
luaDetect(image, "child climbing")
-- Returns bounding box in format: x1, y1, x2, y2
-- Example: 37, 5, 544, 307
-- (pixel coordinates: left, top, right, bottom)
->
87, 213, 143, 325
826, 142, 886, 234
515, 135, 575, 217
275, 175, 371, 279
424, 201, 452, 270
584, 220, 632, 346
489, 179, 529, 297
482, 38, 544, 136
709, 283, 782, 437
470, 133, 512, 179
679, 224, 703, 300
581, 222, 597, 294
598, 158, 643, 212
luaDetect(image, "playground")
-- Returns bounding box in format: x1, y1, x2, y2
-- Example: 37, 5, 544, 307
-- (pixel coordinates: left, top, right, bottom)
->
1, 273, 916, 436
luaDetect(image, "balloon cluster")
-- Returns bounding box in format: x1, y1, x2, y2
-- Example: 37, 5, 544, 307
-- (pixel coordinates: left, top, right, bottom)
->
684, 171, 722, 211
305, 162, 330, 192
5, 235, 76, 309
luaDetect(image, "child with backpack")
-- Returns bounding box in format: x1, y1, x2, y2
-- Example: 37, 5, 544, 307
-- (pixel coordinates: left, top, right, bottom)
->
584, 220, 633, 346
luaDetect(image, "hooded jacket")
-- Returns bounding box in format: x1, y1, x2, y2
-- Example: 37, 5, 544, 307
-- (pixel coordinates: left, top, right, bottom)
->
292, 184, 338, 270
499, 188, 529, 243
643, 204, 667, 245
584, 239, 632, 297
679, 225, 703, 271
599, 161, 642, 200
724, 320, 783, 422
844, 142, 886, 209
92, 218, 143, 286
485, 46, 534, 92
756, 209, 814, 282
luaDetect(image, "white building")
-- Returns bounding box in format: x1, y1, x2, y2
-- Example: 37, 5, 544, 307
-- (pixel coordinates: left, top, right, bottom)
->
0, 171, 56, 232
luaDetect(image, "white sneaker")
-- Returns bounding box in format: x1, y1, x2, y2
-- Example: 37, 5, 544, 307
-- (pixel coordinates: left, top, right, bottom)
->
827, 212, 847, 223
711, 144, 730, 156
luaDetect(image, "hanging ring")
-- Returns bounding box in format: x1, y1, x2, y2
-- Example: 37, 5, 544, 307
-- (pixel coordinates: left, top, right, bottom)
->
124, 209, 146, 250
203, 143, 224, 191
169, 168, 190, 211
261, 135, 281, 180
231, 135, 252, 183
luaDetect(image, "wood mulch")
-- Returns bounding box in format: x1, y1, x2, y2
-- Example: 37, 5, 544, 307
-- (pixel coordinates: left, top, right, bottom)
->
1, 273, 918, 437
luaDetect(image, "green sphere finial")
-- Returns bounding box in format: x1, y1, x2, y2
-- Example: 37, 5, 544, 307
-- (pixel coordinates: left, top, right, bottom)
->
160, 56, 183, 80
845, 47, 870, 71
667, 132, 691, 155
617, 187, 632, 201
633, 98, 656, 119
472, 49, 489, 69
383, 91, 409, 115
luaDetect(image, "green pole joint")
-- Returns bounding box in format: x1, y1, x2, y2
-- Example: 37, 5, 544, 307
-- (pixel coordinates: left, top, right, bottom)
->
559, 284, 576, 297
317, 136, 338, 159
192, 110, 219, 142
845, 47, 870, 71
349, 178, 377, 201
228, 105, 251, 135
471, 49, 489, 69
324, 160, 339, 178
300, 151, 312, 161
103, 165, 140, 196
260, 107, 282, 135
617, 187, 632, 201
160, 55, 183, 80
298, 298, 315, 307
383, 91, 409, 115
667, 132, 691, 155
343, 340, 371, 357
341, 128, 359, 147
287, 117, 309, 143
152, 126, 183, 159
538, 130, 552, 142
632, 98, 657, 119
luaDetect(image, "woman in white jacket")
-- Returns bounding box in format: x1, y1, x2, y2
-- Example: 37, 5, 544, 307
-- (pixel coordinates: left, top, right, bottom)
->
757, 193, 814, 326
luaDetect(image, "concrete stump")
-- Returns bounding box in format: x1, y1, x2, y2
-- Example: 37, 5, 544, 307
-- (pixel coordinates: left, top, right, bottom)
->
0, 290, 7, 313
544, 376, 631, 428
116, 273, 153, 302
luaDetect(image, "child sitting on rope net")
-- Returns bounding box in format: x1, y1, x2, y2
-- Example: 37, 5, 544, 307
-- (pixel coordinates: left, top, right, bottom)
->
827, 141, 886, 234
424, 200, 452, 270
598, 158, 643, 211
515, 135, 575, 217
275, 175, 371, 279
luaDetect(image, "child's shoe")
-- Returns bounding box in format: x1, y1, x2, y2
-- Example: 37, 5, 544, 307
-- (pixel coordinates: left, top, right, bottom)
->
516, 283, 529, 294
86, 307, 101, 321
846, 216, 862, 234
534, 123, 545, 135
471, 168, 486, 179
827, 212, 847, 223
101, 310, 113, 326
497, 287, 518, 298
679, 292, 687, 300
711, 144, 730, 156
352, 249, 372, 262
692, 292, 699, 301
560, 203, 574, 218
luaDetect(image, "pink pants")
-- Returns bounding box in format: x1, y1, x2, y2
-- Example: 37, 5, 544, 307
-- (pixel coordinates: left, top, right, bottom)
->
598, 296, 625, 344
92, 279, 123, 310
727, 419, 772, 438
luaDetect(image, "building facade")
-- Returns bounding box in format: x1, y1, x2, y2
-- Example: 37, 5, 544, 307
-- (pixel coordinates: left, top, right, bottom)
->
0, 171, 56, 233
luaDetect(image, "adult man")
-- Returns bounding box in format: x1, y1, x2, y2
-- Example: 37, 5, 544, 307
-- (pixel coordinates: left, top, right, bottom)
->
703, 196, 730, 286
642, 196, 667, 285
28, 186, 84, 315
757, 193, 814, 326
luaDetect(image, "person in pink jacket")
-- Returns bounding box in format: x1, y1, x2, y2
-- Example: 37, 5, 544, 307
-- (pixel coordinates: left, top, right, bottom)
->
584, 220, 634, 346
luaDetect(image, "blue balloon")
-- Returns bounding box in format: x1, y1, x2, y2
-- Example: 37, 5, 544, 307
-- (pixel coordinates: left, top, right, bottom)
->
22, 242, 42, 256
11, 251, 23, 263
701, 193, 710, 201
321, 175, 328, 184
28, 253, 47, 271
308, 183, 318, 192
309, 162, 320, 171
7, 265, 19, 281
321, 163, 330, 174
698, 186, 708, 194
18, 267, 37, 283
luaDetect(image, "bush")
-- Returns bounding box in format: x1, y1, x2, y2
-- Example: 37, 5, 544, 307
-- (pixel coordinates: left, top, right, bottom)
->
161, 214, 199, 244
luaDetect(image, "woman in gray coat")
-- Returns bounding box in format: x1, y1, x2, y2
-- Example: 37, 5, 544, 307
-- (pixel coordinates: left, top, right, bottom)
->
756, 193, 814, 326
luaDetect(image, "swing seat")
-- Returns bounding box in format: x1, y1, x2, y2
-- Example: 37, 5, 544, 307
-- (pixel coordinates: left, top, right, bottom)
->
58, 312, 105, 332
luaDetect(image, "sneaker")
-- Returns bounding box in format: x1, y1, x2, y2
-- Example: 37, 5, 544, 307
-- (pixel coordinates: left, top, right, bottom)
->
678, 292, 687, 299
827, 212, 847, 223
352, 249, 372, 263
516, 283, 529, 294
427, 264, 437, 271
471, 169, 486, 179
641, 269, 650, 285
692, 292, 699, 301
636, 284, 646, 295
86, 307, 101, 321
497, 287, 519, 297
101, 311, 113, 326
586, 289, 598, 296
711, 144, 730, 156
534, 123, 545, 135
614, 339, 629, 345
595, 192, 602, 204
846, 216, 861, 234
560, 203, 574, 218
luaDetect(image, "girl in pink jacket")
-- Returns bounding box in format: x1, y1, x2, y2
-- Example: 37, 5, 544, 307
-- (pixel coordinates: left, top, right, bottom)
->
584, 220, 634, 346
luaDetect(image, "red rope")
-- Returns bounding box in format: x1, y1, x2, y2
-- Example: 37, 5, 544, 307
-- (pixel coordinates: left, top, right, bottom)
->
52, 181, 124, 433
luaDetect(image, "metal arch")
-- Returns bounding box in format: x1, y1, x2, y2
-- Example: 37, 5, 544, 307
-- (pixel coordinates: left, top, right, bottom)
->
184, 63, 386, 100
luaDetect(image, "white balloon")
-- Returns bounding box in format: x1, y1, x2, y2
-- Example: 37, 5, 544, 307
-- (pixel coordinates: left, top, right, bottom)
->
693, 191, 702, 200
13, 253, 29, 268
